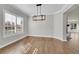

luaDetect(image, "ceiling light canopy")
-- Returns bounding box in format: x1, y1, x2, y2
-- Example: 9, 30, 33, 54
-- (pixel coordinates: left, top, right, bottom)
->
33, 4, 46, 21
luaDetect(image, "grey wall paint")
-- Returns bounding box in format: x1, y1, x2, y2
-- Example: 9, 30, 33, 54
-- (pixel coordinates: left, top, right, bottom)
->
28, 15, 54, 37
63, 13, 68, 40
28, 14, 64, 40
53, 13, 64, 40
0, 4, 29, 48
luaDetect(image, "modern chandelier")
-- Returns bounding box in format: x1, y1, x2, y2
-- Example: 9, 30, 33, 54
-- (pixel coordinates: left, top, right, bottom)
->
33, 4, 46, 21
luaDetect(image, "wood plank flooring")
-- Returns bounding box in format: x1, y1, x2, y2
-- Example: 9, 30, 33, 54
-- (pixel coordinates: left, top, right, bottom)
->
66, 32, 79, 52
0, 36, 79, 54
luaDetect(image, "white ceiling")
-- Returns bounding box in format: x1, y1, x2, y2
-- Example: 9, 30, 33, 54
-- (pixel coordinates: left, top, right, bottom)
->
68, 5, 79, 21
68, 6, 79, 18
12, 4, 66, 16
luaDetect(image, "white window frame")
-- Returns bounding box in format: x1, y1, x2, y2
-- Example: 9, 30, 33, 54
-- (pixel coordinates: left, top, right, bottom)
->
3, 10, 24, 38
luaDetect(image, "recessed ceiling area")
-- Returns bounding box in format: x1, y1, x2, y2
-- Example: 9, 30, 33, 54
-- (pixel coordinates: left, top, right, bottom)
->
12, 4, 66, 16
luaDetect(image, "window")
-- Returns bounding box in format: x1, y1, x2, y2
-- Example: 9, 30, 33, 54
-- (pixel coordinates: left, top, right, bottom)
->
16, 16, 23, 33
4, 10, 23, 37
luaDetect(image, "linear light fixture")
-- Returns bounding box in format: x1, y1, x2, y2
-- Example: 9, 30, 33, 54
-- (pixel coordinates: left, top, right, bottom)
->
33, 4, 46, 21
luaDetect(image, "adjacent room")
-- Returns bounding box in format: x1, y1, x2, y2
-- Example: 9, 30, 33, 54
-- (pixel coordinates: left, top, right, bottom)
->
0, 4, 79, 54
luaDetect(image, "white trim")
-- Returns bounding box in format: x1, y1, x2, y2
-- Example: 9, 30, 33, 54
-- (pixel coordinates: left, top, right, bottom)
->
52, 36, 67, 41
29, 35, 54, 38
0, 34, 28, 48
29, 35, 67, 41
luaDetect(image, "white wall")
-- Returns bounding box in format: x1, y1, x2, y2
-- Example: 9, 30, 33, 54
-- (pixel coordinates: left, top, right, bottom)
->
0, 4, 29, 48
53, 12, 64, 40
28, 14, 64, 41
28, 15, 54, 37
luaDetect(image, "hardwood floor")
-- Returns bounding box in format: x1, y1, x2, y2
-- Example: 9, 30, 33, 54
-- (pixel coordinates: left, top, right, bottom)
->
67, 32, 79, 51
0, 36, 79, 54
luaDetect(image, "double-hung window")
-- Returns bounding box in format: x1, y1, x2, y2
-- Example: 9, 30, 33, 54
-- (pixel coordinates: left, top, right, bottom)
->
4, 10, 23, 37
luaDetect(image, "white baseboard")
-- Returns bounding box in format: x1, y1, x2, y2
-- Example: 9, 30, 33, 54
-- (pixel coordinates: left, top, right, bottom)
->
29, 35, 67, 41
52, 36, 67, 41
29, 35, 53, 38
0, 34, 28, 48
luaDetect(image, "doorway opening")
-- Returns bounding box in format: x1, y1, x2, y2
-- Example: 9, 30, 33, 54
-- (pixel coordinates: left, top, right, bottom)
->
64, 5, 79, 50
